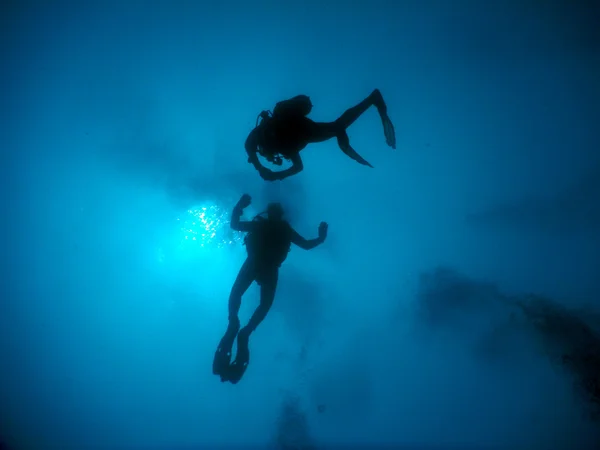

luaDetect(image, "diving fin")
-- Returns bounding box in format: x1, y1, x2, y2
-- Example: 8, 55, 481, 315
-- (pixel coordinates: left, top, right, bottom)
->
341, 144, 374, 168
381, 113, 396, 150
371, 89, 396, 150
212, 323, 239, 381
227, 331, 250, 384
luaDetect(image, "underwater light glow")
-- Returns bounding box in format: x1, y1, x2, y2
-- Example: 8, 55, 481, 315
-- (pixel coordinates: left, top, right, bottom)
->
177, 202, 243, 249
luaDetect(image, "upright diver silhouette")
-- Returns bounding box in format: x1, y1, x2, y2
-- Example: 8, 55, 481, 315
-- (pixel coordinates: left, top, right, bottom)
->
245, 89, 396, 181
213, 194, 328, 384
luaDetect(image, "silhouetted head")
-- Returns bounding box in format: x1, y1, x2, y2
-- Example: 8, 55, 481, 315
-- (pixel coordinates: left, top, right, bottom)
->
267, 202, 285, 220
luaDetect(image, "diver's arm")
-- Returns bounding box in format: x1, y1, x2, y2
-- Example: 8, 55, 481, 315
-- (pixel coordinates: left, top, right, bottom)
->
289, 227, 324, 250
245, 128, 262, 169
245, 129, 303, 181
245, 128, 275, 179
269, 153, 303, 181
230, 204, 255, 232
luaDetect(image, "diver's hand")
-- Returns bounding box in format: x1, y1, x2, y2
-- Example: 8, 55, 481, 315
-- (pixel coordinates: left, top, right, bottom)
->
259, 166, 277, 181
236, 194, 252, 209
318, 222, 328, 241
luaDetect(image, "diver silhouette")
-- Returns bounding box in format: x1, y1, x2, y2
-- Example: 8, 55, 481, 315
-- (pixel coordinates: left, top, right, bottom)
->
245, 89, 396, 181
212, 194, 328, 384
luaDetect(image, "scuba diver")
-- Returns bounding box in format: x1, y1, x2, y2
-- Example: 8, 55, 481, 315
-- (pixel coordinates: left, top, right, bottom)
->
212, 193, 328, 384
245, 89, 397, 181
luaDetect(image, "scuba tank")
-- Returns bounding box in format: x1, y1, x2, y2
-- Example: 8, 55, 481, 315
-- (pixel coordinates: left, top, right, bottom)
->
273, 95, 313, 118
243, 212, 291, 267
254, 95, 312, 166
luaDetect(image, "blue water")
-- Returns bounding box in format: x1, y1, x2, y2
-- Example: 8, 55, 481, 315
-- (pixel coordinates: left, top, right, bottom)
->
2, 1, 600, 448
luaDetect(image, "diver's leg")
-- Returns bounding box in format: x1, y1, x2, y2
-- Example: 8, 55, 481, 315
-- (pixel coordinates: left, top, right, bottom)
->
213, 259, 255, 378
301, 117, 338, 144
241, 269, 278, 336
335, 89, 380, 129
336, 130, 373, 168
337, 89, 396, 149
304, 119, 374, 167
228, 269, 278, 383
302, 90, 379, 145
228, 259, 255, 328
